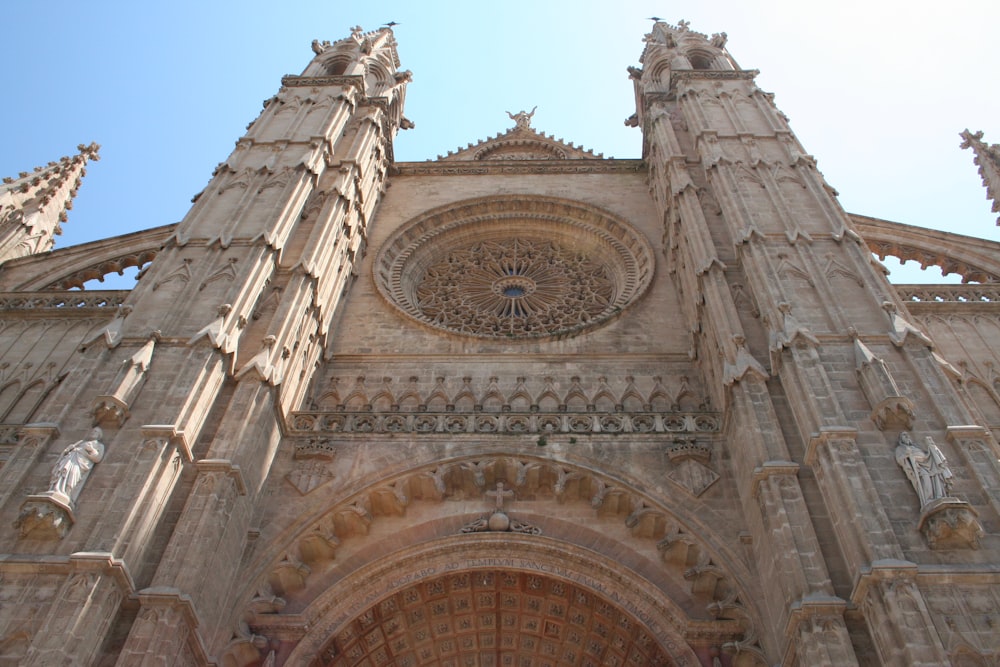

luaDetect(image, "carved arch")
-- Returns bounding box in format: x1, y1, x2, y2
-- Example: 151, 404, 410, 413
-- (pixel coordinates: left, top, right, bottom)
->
0, 381, 21, 420
233, 453, 769, 663
364, 57, 392, 84
852, 213, 1000, 284
2, 379, 48, 423
965, 379, 1000, 428
0, 224, 172, 292
686, 48, 716, 70
282, 536, 715, 667
950, 644, 990, 667
321, 54, 353, 77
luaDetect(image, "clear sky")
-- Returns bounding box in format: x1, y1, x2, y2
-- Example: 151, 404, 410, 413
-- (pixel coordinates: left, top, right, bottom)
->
2, 0, 998, 285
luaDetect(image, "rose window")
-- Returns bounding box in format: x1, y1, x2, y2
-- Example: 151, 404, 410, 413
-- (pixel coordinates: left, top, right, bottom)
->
374, 197, 654, 341
415, 238, 614, 336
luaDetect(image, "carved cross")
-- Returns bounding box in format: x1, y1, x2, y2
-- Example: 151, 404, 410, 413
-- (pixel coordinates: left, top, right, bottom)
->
486, 481, 514, 511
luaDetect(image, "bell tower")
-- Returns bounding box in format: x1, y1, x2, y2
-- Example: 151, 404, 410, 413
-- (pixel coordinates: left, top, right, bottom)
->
6, 26, 411, 666
633, 19, 994, 665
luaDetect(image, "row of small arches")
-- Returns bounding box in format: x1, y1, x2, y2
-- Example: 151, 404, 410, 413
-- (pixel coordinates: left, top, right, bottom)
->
313, 375, 709, 414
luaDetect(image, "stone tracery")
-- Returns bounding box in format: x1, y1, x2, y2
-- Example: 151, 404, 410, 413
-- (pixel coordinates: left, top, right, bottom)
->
374, 197, 654, 341
415, 237, 614, 337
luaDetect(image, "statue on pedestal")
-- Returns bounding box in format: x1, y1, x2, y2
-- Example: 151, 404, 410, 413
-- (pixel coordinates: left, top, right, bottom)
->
15, 427, 107, 539
894, 432, 953, 507
48, 427, 105, 505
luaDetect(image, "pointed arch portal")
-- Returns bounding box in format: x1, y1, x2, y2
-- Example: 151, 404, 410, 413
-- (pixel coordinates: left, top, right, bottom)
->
232, 453, 767, 667
276, 536, 717, 666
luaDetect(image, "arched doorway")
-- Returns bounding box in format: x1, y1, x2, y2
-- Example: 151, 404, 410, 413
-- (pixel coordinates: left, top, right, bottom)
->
265, 535, 743, 666
228, 454, 768, 666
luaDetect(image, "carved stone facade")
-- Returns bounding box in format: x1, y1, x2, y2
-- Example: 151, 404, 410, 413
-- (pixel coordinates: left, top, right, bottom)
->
0, 21, 998, 667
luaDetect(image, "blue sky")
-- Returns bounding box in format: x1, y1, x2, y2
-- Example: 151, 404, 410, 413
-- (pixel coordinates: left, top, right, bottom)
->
2, 0, 998, 284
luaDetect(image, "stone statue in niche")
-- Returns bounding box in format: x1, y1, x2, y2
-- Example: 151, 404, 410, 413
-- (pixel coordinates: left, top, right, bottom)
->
49, 427, 105, 505
895, 432, 953, 507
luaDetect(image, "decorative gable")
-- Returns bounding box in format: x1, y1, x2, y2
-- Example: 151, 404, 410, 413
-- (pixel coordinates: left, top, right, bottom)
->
437, 108, 603, 161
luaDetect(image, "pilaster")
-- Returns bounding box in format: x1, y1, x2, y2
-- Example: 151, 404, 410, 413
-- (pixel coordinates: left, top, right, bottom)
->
0, 423, 59, 511
851, 560, 950, 666
805, 428, 903, 570
3, 552, 135, 667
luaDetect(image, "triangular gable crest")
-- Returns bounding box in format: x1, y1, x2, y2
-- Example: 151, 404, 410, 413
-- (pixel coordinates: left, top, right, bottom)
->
437, 108, 603, 161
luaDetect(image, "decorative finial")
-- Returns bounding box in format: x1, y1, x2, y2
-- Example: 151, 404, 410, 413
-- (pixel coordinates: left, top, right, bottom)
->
960, 129, 1000, 226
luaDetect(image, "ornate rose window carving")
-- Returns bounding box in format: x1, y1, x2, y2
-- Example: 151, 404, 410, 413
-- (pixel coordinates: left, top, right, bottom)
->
374, 197, 654, 340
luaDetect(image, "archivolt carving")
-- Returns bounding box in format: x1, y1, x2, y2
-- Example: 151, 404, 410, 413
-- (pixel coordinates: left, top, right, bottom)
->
374, 196, 654, 341
242, 454, 766, 665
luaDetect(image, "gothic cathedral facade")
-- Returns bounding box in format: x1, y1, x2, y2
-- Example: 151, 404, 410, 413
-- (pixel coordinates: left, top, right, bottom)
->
1, 21, 999, 667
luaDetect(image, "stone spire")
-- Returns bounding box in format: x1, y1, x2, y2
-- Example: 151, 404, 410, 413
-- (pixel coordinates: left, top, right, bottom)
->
0, 142, 100, 263
960, 129, 1000, 225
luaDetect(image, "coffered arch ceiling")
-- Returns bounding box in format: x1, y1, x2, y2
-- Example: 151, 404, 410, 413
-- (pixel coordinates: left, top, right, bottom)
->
283, 536, 723, 667
226, 454, 770, 667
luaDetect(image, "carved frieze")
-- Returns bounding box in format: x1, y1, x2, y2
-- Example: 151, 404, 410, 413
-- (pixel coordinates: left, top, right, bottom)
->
288, 410, 719, 436
0, 291, 126, 312
280, 74, 365, 92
